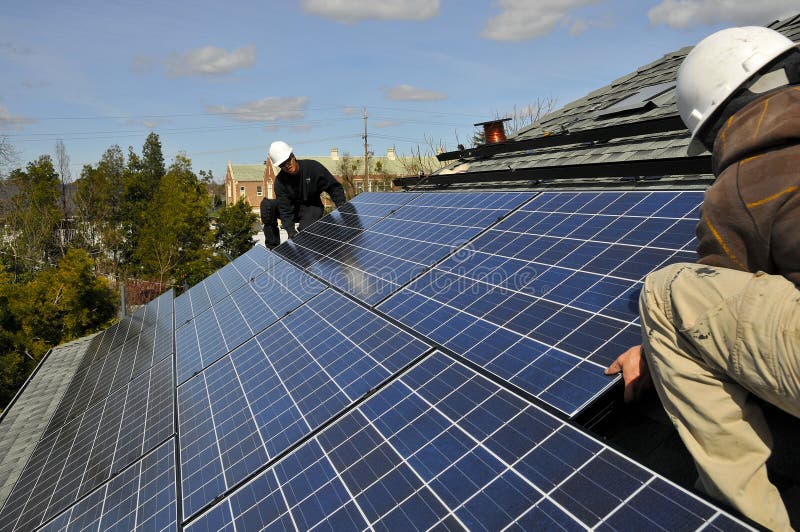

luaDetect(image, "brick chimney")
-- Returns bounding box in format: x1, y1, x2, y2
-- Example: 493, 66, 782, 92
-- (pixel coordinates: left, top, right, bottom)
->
386, 147, 396, 160
330, 147, 339, 160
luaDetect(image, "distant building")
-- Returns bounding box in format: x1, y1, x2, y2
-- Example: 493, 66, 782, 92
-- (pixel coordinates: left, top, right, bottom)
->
224, 148, 442, 212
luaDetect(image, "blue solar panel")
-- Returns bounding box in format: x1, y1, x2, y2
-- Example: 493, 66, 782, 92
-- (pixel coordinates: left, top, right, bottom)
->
379, 191, 702, 416
175, 245, 278, 327
0, 357, 174, 531
1, 190, 759, 531
185, 353, 749, 531
275, 191, 421, 269
178, 289, 431, 519
44, 289, 174, 438
176, 259, 326, 383
279, 192, 535, 305
38, 440, 177, 532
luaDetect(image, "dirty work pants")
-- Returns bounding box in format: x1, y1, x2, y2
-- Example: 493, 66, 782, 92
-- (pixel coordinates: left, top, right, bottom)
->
260, 198, 323, 249
640, 262, 800, 531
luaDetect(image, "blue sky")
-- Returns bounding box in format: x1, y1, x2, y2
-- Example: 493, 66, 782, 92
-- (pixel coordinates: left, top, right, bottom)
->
0, 0, 796, 181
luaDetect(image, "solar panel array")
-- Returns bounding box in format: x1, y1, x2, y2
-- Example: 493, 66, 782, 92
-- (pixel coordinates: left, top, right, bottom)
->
0, 191, 752, 531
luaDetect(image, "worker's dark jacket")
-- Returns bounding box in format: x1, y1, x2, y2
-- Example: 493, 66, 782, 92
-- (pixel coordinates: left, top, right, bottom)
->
274, 159, 346, 236
696, 86, 800, 288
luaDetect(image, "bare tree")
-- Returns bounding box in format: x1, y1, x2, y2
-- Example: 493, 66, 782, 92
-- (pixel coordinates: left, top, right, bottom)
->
395, 134, 448, 177
0, 136, 17, 178
335, 153, 360, 200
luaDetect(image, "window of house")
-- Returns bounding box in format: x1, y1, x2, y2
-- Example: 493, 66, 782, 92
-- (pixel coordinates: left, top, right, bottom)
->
257, 186, 263, 197
240, 186, 245, 196
267, 183, 273, 198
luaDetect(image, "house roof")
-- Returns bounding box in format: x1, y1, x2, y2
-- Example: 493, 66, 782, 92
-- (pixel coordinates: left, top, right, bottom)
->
0, 335, 95, 509
227, 163, 265, 182
410, 14, 800, 188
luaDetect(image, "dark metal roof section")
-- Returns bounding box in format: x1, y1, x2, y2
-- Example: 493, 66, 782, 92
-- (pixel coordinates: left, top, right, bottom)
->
399, 14, 800, 190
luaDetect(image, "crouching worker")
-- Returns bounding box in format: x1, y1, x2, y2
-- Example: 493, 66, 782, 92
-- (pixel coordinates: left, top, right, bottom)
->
260, 141, 346, 249
605, 26, 800, 531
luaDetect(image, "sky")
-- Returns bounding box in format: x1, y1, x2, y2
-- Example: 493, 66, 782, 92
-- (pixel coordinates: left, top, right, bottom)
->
1, 0, 797, 182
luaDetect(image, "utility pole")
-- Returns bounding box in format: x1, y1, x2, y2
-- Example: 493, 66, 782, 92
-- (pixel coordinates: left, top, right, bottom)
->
363, 107, 370, 193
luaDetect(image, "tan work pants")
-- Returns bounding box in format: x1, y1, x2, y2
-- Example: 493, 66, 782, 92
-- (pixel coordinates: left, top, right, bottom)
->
640, 263, 800, 531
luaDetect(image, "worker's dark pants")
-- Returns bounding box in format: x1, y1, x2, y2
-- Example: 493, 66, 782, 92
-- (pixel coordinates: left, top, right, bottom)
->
260, 198, 323, 249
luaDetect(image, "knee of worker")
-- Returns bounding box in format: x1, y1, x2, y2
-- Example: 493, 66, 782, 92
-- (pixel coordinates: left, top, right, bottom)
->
639, 263, 693, 322
260, 198, 279, 224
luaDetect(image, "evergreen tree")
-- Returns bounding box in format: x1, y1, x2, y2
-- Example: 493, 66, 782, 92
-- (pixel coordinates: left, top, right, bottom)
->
134, 153, 221, 289
215, 198, 257, 259
1, 155, 62, 274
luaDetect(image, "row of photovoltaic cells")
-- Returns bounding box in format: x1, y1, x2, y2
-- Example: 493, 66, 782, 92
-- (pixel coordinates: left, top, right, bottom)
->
379, 191, 702, 415
174, 245, 280, 327
178, 289, 431, 519
274, 191, 422, 285
185, 352, 747, 531
44, 289, 174, 436
0, 357, 174, 531
278, 192, 535, 305
175, 257, 327, 383
77, 289, 173, 374
38, 440, 177, 532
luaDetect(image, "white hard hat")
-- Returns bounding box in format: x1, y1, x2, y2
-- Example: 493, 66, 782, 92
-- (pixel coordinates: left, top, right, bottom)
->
677, 26, 795, 155
268, 141, 293, 172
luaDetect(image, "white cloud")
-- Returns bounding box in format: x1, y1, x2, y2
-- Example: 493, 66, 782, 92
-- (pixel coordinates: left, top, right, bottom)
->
166, 45, 256, 77
0, 105, 32, 130
375, 120, 400, 128
207, 96, 308, 122
290, 124, 313, 132
382, 84, 447, 101
343, 106, 361, 116
301, 0, 440, 23
482, 0, 600, 41
648, 0, 798, 28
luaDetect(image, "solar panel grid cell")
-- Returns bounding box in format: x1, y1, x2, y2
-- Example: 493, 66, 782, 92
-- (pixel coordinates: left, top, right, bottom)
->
379, 190, 703, 416
176, 259, 326, 384
0, 357, 175, 531
186, 353, 749, 531
38, 440, 178, 532
177, 289, 431, 520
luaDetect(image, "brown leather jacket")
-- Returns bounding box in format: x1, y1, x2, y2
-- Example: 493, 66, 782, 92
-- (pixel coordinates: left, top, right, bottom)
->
696, 86, 800, 287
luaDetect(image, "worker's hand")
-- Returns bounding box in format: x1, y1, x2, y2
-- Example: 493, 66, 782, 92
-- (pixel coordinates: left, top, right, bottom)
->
604, 344, 652, 402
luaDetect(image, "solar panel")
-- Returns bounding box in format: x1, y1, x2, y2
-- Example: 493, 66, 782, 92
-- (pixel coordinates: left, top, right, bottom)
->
43, 289, 174, 437
38, 440, 177, 532
275, 191, 421, 270
176, 258, 327, 384
0, 357, 174, 531
278, 192, 535, 305
0, 190, 758, 531
379, 191, 701, 415
175, 245, 278, 327
184, 352, 749, 531
178, 289, 431, 519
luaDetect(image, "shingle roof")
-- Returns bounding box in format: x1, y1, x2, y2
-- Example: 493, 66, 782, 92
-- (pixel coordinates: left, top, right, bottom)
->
0, 335, 95, 509
427, 13, 800, 183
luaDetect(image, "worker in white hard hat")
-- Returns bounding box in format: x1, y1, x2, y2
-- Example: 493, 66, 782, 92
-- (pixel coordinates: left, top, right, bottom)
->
605, 26, 800, 531
260, 141, 346, 248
